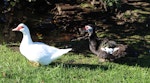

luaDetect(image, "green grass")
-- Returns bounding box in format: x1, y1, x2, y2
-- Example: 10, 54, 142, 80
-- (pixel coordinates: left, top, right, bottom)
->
0, 45, 150, 83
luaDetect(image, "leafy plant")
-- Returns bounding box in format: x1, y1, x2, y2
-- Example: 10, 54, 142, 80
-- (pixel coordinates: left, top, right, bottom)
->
103, 0, 121, 7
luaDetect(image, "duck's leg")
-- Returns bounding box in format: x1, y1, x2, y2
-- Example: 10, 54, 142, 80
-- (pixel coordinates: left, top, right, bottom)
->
98, 58, 108, 62
98, 52, 109, 62
28, 61, 41, 67
99, 58, 106, 62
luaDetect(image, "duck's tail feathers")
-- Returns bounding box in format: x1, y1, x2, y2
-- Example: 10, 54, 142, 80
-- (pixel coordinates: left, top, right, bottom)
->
60, 48, 72, 54
112, 44, 128, 58
51, 48, 72, 61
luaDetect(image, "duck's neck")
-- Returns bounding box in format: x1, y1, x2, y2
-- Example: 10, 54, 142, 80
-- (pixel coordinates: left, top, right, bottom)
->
89, 32, 100, 51
89, 32, 98, 42
21, 32, 33, 45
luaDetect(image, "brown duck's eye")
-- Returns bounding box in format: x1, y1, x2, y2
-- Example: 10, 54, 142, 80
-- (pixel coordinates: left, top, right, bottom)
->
85, 26, 88, 30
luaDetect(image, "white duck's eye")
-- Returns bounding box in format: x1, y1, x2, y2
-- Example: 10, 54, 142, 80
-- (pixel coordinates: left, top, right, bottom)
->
17, 26, 24, 30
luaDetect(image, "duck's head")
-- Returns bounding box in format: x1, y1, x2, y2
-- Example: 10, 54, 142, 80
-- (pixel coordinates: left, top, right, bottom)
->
12, 23, 29, 34
84, 24, 95, 36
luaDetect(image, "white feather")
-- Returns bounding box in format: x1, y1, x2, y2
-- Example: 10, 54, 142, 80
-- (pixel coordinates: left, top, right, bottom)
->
101, 47, 119, 54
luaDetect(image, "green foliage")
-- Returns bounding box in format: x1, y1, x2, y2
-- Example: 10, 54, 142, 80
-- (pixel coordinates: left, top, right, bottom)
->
103, 0, 121, 7
2, 0, 36, 13
80, 3, 94, 8
3, 0, 36, 8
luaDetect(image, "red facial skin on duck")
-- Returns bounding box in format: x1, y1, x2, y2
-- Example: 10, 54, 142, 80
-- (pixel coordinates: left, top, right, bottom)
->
84, 26, 88, 30
83, 26, 90, 33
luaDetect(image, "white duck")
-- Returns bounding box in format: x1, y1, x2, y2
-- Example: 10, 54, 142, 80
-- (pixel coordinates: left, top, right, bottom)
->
12, 23, 72, 65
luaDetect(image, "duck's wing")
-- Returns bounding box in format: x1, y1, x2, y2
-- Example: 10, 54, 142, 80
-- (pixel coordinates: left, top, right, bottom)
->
112, 44, 128, 58
107, 40, 117, 48
29, 43, 59, 56
100, 38, 116, 47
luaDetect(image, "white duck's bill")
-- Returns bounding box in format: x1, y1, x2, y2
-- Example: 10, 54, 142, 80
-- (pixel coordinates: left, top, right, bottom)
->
12, 28, 19, 31
12, 26, 23, 31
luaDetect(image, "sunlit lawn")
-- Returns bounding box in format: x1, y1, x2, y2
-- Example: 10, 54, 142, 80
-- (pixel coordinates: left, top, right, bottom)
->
0, 45, 150, 83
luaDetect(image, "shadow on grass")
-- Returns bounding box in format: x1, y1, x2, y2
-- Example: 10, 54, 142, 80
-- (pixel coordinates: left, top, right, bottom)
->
50, 62, 109, 71
114, 56, 150, 67
55, 39, 90, 55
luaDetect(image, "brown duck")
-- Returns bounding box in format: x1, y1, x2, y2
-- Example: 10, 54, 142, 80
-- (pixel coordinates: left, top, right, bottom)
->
84, 24, 127, 62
